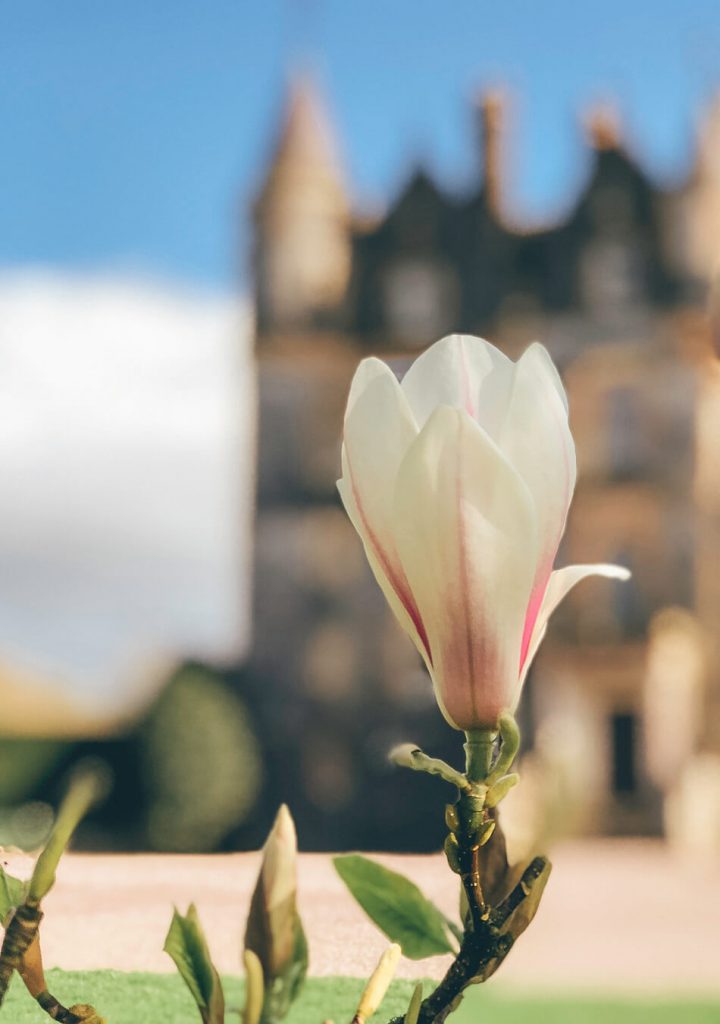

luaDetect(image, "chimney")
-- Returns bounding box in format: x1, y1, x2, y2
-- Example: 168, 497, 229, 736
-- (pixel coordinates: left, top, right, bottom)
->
583, 101, 622, 151
477, 90, 506, 216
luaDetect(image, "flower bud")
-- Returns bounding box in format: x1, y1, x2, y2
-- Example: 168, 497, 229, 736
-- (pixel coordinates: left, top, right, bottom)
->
339, 335, 630, 730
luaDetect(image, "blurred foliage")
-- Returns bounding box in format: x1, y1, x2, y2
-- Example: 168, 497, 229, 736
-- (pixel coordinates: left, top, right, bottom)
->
0, 741, 66, 850
0, 768, 105, 1017
0, 802, 54, 851
141, 665, 262, 852
0, 741, 67, 804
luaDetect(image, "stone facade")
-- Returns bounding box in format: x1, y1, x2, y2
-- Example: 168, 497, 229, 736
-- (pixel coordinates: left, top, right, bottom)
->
248, 77, 720, 846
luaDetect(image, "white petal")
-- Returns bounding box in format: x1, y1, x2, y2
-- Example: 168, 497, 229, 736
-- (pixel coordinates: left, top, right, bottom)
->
400, 334, 515, 436
498, 343, 576, 536
341, 361, 418, 559
393, 406, 538, 729
497, 343, 577, 658
523, 341, 569, 412
338, 359, 428, 658
338, 470, 430, 665
518, 563, 632, 692
345, 356, 396, 416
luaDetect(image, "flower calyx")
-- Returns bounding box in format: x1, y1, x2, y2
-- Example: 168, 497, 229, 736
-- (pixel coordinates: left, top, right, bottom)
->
441, 714, 522, 875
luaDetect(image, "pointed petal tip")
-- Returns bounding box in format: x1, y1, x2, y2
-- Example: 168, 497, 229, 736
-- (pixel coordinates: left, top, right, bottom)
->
598, 563, 632, 581
346, 356, 398, 416
271, 803, 297, 849
519, 340, 569, 413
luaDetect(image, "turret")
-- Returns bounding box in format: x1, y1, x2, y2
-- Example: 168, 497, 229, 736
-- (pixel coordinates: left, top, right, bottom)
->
253, 77, 351, 338
680, 93, 720, 284
658, 93, 720, 293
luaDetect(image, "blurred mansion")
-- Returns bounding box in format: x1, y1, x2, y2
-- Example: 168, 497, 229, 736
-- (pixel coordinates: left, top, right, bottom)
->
249, 78, 720, 848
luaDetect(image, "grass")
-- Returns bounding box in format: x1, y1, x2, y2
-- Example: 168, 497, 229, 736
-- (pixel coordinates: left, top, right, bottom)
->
2, 971, 719, 1024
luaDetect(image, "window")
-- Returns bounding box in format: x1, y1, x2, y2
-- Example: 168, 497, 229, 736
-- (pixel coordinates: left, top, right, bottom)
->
607, 387, 646, 480
610, 712, 637, 795
383, 260, 458, 344
611, 549, 651, 638
581, 239, 645, 313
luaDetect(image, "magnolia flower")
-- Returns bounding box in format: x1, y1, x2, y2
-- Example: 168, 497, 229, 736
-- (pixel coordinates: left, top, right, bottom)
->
338, 334, 629, 731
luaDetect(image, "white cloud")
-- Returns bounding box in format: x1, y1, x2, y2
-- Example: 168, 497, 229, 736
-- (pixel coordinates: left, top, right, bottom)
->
0, 271, 254, 733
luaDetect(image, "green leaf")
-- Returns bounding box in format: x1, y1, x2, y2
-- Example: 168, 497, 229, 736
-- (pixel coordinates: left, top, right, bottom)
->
0, 866, 26, 927
334, 854, 455, 960
262, 920, 308, 1024
287, 916, 309, 1005
164, 904, 225, 1024
444, 916, 463, 945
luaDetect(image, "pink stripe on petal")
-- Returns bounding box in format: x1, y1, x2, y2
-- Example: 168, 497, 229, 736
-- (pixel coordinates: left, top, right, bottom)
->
458, 337, 477, 419
455, 440, 478, 721
439, 591, 504, 729
346, 458, 433, 665
439, 420, 503, 728
518, 371, 575, 676
519, 568, 552, 674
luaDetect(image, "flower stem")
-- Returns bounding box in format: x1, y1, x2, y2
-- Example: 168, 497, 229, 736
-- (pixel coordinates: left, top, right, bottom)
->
383, 720, 540, 1024
463, 730, 496, 785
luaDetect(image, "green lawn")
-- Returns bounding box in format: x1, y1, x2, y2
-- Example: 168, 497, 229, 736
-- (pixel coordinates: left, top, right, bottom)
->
2, 971, 718, 1024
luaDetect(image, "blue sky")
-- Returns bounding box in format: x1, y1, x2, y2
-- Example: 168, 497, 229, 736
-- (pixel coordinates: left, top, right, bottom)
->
2, 0, 720, 292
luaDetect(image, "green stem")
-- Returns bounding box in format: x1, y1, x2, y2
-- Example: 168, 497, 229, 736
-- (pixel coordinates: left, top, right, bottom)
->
463, 730, 496, 785
30, 771, 101, 903
487, 713, 520, 784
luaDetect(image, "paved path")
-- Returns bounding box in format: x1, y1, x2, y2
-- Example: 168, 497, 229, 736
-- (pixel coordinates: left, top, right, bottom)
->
6, 840, 719, 994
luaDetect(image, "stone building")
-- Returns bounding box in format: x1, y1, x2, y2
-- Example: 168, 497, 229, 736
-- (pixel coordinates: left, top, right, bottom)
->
247, 76, 720, 847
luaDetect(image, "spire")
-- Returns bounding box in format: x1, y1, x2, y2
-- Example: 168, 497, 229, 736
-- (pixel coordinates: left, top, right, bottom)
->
253, 76, 352, 336
675, 92, 720, 284
256, 75, 348, 217
693, 91, 720, 182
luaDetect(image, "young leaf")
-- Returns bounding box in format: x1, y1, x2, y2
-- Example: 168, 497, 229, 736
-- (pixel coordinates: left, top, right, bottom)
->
334, 854, 455, 960
405, 982, 424, 1024
0, 867, 26, 927
353, 943, 402, 1023
164, 904, 225, 1024
242, 948, 265, 1024
476, 810, 510, 908
498, 856, 552, 940
244, 805, 308, 1024
469, 856, 553, 984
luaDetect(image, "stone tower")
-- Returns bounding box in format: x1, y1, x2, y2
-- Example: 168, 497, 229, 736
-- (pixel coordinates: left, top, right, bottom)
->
253, 76, 352, 338
667, 93, 720, 288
